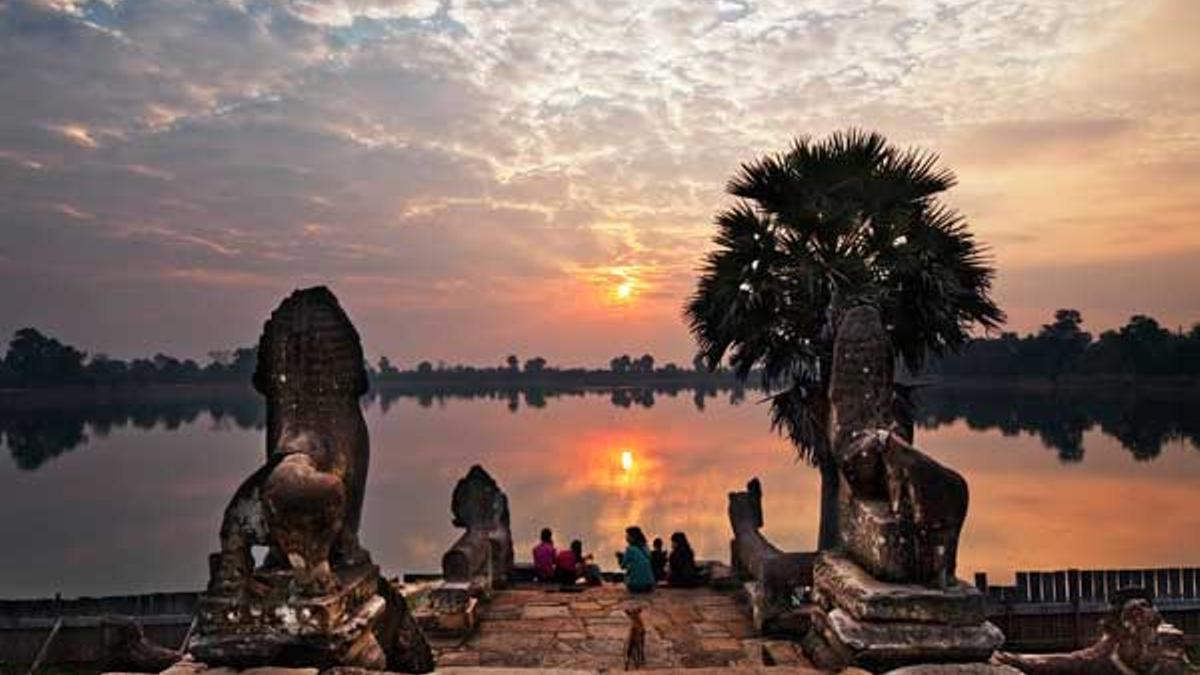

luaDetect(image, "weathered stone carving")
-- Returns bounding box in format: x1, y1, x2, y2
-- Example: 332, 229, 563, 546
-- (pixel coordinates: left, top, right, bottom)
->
830, 307, 968, 589
838, 431, 968, 589
728, 477, 815, 635
442, 465, 514, 588
189, 287, 432, 673
414, 466, 512, 638
992, 590, 1198, 675
803, 306, 1003, 672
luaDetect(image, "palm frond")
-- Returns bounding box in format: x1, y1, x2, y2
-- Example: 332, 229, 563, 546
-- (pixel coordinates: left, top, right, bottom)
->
687, 128, 1004, 463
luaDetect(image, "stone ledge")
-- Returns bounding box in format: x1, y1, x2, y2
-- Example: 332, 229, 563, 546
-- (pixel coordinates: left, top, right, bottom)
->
814, 554, 984, 626
135, 666, 832, 675
813, 609, 1003, 668
882, 666, 1022, 675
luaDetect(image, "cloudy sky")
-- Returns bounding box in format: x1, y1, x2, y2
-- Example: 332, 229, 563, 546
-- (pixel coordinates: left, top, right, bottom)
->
1, 0, 1197, 366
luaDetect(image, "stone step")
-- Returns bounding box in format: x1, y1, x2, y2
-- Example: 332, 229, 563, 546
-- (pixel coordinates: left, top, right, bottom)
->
128, 663, 835, 675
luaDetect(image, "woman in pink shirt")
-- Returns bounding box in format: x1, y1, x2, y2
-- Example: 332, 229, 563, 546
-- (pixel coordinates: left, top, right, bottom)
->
532, 527, 556, 581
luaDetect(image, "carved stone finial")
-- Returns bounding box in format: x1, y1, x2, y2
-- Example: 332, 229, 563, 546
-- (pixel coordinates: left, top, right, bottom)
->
828, 306, 895, 455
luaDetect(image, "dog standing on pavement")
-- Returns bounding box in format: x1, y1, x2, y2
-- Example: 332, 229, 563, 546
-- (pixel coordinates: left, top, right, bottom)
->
624, 606, 646, 670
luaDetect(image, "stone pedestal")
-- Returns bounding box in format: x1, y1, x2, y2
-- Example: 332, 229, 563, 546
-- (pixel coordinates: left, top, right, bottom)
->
804, 553, 1003, 672
191, 563, 409, 670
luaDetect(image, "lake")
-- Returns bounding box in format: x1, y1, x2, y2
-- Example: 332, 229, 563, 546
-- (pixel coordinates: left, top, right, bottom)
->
2, 383, 1199, 598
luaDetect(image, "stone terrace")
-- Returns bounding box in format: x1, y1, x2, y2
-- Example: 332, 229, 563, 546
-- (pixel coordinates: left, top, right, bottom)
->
432, 584, 820, 672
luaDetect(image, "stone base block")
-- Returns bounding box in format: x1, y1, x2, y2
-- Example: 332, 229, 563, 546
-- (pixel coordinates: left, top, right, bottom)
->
804, 608, 1004, 672
413, 583, 478, 638
190, 564, 432, 672
814, 553, 985, 626
742, 581, 816, 639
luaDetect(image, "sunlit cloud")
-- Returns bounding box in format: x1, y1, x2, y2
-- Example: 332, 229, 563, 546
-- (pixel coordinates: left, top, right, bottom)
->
0, 0, 1197, 360
48, 123, 98, 148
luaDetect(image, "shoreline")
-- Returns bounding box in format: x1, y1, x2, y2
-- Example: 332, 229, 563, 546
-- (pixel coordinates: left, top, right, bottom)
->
0, 374, 1195, 401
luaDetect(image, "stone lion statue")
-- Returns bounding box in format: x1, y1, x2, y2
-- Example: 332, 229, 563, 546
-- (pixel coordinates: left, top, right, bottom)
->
209, 286, 371, 595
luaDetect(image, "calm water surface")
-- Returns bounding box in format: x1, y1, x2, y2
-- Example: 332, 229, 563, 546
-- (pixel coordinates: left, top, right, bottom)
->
2, 385, 1198, 598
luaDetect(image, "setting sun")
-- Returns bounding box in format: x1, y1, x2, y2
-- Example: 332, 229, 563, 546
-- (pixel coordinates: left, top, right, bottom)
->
615, 281, 633, 301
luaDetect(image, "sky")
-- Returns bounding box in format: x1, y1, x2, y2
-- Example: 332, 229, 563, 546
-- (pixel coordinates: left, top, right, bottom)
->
1, 0, 1197, 367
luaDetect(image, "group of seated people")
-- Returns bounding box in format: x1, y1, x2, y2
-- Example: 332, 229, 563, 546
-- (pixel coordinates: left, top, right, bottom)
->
532, 525, 703, 593
531, 528, 604, 586
617, 526, 703, 593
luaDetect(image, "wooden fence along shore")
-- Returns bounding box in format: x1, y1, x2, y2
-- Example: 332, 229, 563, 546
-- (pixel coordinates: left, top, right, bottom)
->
0, 592, 196, 668
974, 566, 1200, 651
3, 567, 1200, 666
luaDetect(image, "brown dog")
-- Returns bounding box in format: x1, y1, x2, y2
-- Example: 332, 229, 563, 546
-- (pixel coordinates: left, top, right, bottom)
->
624, 607, 646, 670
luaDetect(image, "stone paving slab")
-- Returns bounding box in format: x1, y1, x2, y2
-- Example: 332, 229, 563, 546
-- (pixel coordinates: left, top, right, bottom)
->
434, 584, 819, 672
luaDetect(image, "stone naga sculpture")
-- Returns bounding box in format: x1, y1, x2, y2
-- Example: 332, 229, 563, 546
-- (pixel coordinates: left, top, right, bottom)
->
209, 286, 371, 594
441, 464, 514, 587
729, 477, 814, 592
728, 477, 816, 636
829, 306, 968, 589
992, 590, 1198, 675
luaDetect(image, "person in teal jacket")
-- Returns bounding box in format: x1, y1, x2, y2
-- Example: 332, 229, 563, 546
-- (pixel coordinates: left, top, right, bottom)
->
617, 526, 655, 593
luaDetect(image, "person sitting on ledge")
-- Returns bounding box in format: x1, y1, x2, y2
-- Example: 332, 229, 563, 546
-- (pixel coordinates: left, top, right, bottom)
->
667, 531, 702, 587
650, 537, 668, 582
555, 538, 582, 585
532, 527, 556, 582
577, 540, 604, 586
617, 526, 655, 593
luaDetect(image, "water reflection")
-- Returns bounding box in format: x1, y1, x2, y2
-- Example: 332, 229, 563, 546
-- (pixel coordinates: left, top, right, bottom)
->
914, 385, 1200, 462
2, 384, 1199, 597
3, 383, 1197, 472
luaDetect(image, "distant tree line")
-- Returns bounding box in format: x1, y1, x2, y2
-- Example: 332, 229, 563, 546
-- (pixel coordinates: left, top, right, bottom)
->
372, 351, 728, 386
931, 310, 1200, 380
4, 310, 1196, 389
0, 327, 732, 389
0, 328, 258, 388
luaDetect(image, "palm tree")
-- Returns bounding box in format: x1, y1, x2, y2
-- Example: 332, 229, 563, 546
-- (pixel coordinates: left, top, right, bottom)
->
686, 129, 1004, 550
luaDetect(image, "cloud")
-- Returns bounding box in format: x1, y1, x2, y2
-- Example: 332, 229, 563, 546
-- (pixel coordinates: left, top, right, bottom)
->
0, 0, 1197, 361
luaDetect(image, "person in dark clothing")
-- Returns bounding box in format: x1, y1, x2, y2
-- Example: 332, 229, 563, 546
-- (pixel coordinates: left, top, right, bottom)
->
667, 531, 702, 587
575, 539, 604, 585
650, 537, 668, 582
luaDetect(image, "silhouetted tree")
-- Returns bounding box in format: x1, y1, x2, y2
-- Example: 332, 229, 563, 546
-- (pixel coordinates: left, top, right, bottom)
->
686, 129, 1003, 550
4, 328, 87, 387
524, 357, 547, 373
377, 356, 399, 378
636, 353, 655, 373
505, 354, 519, 372
1118, 315, 1173, 377
1032, 309, 1091, 379
610, 354, 632, 374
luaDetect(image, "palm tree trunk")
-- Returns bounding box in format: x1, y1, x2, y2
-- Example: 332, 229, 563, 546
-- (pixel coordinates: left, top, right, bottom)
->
817, 458, 840, 550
